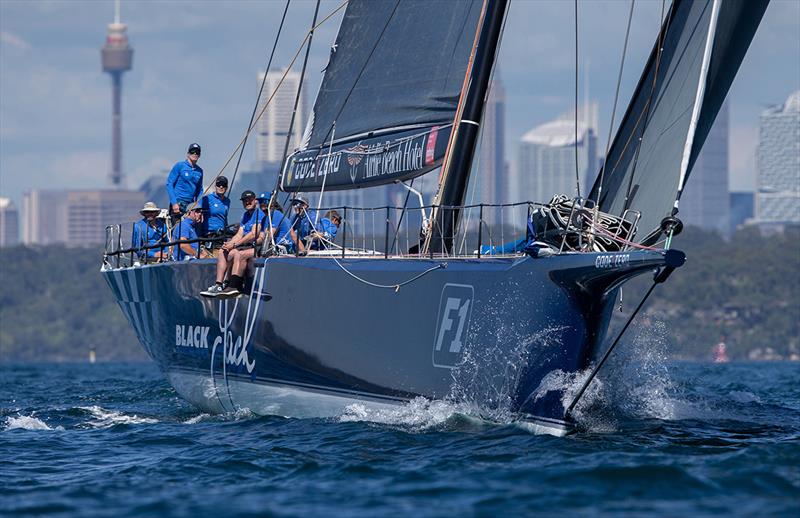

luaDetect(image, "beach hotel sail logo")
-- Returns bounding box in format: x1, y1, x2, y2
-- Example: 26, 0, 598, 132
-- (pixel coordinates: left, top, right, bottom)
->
345, 143, 366, 183
433, 283, 474, 368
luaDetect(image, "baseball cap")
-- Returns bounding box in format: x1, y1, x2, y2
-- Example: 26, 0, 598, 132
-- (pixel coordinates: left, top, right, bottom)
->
256, 191, 270, 202
291, 196, 309, 206
215, 176, 228, 187
188, 143, 202, 154
240, 190, 256, 201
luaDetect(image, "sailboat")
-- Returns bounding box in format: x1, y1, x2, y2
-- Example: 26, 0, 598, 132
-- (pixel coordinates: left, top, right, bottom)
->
102, 0, 768, 436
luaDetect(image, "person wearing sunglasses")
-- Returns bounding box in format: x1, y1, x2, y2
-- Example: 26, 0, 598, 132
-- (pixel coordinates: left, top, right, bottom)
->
200, 190, 264, 298
166, 142, 204, 225
199, 175, 231, 256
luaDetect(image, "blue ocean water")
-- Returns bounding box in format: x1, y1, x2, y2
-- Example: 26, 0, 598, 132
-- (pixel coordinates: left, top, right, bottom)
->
2, 360, 799, 517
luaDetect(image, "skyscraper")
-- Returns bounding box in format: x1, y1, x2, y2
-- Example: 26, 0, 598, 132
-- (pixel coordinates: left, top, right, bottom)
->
22, 190, 144, 247
255, 69, 306, 169
677, 100, 730, 235
756, 90, 800, 225
516, 103, 599, 204
474, 78, 506, 204
0, 197, 19, 247
101, 0, 133, 188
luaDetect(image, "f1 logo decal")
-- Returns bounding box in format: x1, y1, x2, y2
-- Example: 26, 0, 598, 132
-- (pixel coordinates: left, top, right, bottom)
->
433, 283, 474, 368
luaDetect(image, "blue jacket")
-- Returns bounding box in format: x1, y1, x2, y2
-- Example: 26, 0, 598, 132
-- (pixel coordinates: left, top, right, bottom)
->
200, 192, 230, 235
292, 209, 318, 241
172, 218, 199, 260
131, 218, 168, 258
166, 160, 204, 205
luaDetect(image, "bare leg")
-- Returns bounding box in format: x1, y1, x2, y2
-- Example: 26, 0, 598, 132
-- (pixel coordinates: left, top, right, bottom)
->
232, 248, 255, 277
215, 249, 231, 283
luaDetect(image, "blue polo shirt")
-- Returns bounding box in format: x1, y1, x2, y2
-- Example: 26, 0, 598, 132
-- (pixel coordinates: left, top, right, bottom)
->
172, 218, 200, 260
166, 160, 204, 205
240, 207, 265, 235
200, 192, 230, 235
311, 217, 338, 250
131, 218, 168, 258
264, 210, 292, 245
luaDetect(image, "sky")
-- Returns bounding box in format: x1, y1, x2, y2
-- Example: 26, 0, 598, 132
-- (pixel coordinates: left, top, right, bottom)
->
1, 0, 798, 210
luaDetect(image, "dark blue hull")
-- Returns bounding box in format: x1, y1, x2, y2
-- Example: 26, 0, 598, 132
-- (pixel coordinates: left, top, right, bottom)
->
103, 250, 674, 435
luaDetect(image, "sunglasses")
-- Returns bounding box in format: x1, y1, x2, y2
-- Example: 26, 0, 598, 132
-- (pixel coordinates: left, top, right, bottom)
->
189, 152, 201, 156
215, 183, 227, 188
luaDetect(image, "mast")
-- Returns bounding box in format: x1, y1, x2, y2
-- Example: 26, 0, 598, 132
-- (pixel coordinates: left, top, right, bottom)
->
425, 0, 508, 254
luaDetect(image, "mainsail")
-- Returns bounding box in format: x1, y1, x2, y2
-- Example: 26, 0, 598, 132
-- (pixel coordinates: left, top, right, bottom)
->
281, 0, 482, 192
588, 0, 768, 242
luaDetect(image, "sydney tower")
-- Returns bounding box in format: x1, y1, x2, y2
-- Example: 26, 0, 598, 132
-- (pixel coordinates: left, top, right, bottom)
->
100, 0, 133, 188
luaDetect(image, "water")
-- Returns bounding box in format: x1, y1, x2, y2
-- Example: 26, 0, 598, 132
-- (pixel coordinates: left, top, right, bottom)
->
2, 361, 799, 517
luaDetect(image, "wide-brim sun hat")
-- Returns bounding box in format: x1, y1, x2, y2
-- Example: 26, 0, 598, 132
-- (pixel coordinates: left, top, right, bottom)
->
140, 201, 161, 215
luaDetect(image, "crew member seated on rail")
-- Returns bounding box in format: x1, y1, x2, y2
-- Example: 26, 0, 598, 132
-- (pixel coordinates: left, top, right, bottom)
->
308, 210, 341, 250
173, 206, 210, 261
199, 175, 230, 256
200, 190, 264, 297
132, 201, 169, 262
166, 142, 204, 225
256, 193, 293, 253
288, 196, 316, 256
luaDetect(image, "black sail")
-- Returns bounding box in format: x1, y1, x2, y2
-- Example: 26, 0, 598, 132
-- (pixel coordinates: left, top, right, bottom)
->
281, 0, 482, 192
588, 0, 768, 242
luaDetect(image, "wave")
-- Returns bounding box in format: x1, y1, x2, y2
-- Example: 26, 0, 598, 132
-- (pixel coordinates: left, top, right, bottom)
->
78, 405, 159, 428
3, 415, 64, 431
338, 397, 489, 431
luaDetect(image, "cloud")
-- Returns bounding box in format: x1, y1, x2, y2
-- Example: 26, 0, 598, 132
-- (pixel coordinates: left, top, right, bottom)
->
0, 31, 31, 50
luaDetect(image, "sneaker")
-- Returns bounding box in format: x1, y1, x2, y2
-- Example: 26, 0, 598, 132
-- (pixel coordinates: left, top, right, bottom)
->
218, 285, 241, 298
200, 283, 224, 298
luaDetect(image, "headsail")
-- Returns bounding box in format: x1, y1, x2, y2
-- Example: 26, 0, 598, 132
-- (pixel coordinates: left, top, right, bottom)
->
588, 0, 768, 242
281, 0, 482, 192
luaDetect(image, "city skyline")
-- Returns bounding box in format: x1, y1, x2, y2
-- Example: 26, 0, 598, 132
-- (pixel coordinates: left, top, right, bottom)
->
1, 1, 799, 213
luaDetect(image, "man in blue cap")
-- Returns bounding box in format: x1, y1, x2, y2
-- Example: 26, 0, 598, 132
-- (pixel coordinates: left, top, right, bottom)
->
172, 206, 210, 260
166, 143, 204, 225
201, 190, 264, 297
199, 175, 231, 255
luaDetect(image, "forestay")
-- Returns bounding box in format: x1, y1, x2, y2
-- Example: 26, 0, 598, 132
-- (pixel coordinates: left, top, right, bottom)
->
588, 0, 768, 243
281, 0, 482, 192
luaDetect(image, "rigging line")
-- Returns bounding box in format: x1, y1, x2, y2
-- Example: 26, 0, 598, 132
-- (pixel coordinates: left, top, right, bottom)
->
277, 0, 321, 198
389, 178, 414, 254
595, 0, 635, 206
181, 0, 348, 220
565, 276, 661, 417
330, 258, 445, 292
622, 0, 668, 213
596, 0, 669, 208
573, 0, 581, 199
228, 0, 291, 196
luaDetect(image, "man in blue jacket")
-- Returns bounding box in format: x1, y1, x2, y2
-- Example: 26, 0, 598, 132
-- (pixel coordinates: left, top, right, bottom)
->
131, 201, 169, 262
199, 175, 230, 254
166, 143, 204, 224
172, 206, 210, 261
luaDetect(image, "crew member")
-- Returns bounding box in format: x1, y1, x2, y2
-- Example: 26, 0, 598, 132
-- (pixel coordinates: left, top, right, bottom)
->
289, 196, 316, 256
166, 142, 204, 225
200, 190, 264, 297
173, 206, 210, 260
131, 201, 169, 262
199, 175, 231, 254
309, 209, 341, 250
